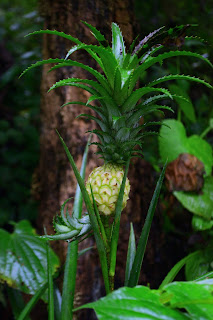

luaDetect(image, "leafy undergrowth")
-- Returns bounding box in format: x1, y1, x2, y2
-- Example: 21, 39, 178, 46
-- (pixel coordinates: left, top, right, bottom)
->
78, 280, 213, 320
0, 220, 59, 299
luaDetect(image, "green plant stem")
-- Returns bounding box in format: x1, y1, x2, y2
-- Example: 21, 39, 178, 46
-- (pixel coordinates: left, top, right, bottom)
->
60, 241, 78, 320
60, 136, 90, 320
200, 125, 211, 139
47, 240, 54, 320
57, 130, 110, 294
91, 186, 110, 253
177, 108, 181, 122
109, 159, 130, 281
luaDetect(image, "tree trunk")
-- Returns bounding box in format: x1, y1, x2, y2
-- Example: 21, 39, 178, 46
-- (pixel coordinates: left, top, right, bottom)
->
37, 1, 188, 319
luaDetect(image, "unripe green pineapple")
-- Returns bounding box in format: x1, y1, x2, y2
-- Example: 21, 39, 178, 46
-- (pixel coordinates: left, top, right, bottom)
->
86, 163, 130, 215
22, 22, 212, 215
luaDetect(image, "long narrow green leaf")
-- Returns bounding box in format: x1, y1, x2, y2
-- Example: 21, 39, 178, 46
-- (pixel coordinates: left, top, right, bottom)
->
122, 87, 172, 113
90, 185, 110, 250
148, 74, 213, 89
19, 58, 66, 78
49, 78, 120, 117
128, 105, 173, 127
60, 136, 90, 320
17, 283, 48, 320
159, 251, 200, 289
7, 288, 30, 320
26, 29, 81, 44
56, 131, 110, 294
64, 44, 118, 88
109, 158, 130, 278
112, 22, 126, 66
46, 239, 54, 320
48, 60, 111, 94
128, 162, 167, 287
124, 223, 136, 286
129, 50, 213, 92
81, 21, 109, 47
53, 285, 61, 320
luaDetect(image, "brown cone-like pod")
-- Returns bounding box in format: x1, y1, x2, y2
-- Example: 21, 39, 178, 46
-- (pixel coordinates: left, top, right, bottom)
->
165, 153, 205, 192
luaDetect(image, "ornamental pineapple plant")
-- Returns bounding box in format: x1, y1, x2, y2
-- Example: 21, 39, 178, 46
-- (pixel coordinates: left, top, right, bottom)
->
21, 22, 212, 221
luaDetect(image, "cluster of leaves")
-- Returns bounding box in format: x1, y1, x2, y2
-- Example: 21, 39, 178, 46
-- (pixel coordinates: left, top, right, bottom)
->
80, 279, 213, 320
20, 22, 213, 165
0, 0, 42, 226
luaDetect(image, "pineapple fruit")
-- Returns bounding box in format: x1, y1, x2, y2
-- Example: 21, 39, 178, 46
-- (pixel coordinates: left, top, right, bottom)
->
22, 22, 212, 216
86, 163, 130, 215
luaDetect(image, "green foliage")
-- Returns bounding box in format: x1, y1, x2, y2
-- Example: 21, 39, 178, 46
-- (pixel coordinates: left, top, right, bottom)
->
174, 177, 213, 229
159, 119, 213, 230
185, 247, 213, 281
0, 220, 59, 297
0, 0, 41, 226
22, 22, 212, 165
159, 119, 213, 175
78, 280, 213, 320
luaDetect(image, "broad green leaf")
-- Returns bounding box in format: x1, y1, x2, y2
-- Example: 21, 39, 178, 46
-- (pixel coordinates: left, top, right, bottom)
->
174, 176, 213, 219
78, 285, 188, 320
185, 247, 213, 281
159, 119, 213, 175
168, 84, 196, 122
187, 135, 213, 176
0, 220, 59, 296
192, 216, 213, 231
159, 120, 188, 163
164, 281, 213, 320
112, 22, 126, 65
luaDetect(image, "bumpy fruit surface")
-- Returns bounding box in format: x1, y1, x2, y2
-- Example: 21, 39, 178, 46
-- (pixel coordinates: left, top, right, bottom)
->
86, 163, 130, 215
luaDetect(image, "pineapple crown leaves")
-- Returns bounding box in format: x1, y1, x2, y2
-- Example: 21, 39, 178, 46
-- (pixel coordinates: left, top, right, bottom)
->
40, 199, 92, 241
21, 22, 213, 164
